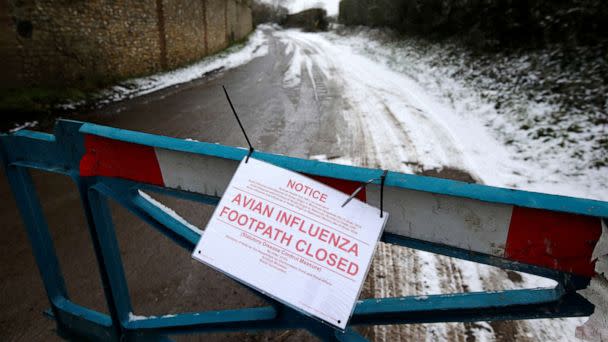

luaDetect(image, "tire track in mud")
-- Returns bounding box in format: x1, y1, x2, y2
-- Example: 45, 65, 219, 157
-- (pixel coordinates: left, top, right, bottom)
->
317, 41, 488, 341
348, 91, 537, 342
352, 100, 535, 342
335, 78, 494, 341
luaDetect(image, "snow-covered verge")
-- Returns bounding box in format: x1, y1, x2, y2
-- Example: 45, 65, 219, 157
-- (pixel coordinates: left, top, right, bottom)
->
60, 26, 270, 109
327, 26, 608, 201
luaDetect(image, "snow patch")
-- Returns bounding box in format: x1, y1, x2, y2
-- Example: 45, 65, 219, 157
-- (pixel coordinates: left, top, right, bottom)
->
577, 220, 608, 341
128, 312, 149, 321
282, 39, 304, 87
577, 276, 608, 341
309, 154, 355, 166
138, 190, 204, 236
128, 312, 177, 321
10, 121, 38, 133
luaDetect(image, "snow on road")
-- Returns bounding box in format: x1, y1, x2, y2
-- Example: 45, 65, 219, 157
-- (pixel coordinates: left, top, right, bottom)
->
273, 27, 591, 341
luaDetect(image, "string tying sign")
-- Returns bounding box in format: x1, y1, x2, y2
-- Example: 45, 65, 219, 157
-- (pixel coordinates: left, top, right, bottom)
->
192, 158, 388, 329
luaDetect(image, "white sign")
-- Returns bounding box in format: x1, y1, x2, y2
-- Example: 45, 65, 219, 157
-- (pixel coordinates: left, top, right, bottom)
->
192, 158, 388, 329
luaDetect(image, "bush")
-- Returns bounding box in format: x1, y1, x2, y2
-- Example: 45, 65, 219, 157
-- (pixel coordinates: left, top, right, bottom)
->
339, 0, 608, 49
252, 1, 289, 26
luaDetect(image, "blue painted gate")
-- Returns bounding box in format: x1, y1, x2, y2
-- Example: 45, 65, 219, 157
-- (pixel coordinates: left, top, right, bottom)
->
2, 120, 607, 341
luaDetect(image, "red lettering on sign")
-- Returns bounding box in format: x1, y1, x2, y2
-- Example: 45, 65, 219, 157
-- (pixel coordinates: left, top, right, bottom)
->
286, 179, 328, 203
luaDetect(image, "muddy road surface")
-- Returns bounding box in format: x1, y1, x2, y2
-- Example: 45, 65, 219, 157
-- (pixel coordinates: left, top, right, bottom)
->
1, 27, 577, 341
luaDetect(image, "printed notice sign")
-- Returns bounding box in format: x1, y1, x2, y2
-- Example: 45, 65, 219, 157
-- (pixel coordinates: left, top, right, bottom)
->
192, 158, 388, 329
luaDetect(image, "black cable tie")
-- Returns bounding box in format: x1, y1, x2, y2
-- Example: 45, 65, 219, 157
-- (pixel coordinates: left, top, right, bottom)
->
246, 147, 254, 163
341, 178, 375, 208
222, 85, 254, 163
380, 169, 388, 218
341, 169, 389, 217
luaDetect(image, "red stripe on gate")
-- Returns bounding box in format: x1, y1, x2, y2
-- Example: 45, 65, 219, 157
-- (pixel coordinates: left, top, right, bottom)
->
309, 175, 367, 202
80, 135, 164, 186
504, 206, 601, 277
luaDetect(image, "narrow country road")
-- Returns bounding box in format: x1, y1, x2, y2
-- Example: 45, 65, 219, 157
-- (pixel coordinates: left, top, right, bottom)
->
0, 27, 582, 341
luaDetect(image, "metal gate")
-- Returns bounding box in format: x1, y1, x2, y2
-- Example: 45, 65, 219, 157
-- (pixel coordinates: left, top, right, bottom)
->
2, 120, 606, 341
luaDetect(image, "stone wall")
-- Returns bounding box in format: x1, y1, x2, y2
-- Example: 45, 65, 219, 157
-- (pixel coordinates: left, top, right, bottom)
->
205, 0, 226, 55
0, 0, 21, 87
0, 0, 253, 88
163, 1, 206, 70
227, 0, 253, 43
235, 0, 253, 42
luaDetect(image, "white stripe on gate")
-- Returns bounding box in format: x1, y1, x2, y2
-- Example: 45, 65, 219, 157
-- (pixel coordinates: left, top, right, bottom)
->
80, 134, 600, 276
366, 185, 513, 256
154, 148, 239, 197
155, 148, 515, 257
